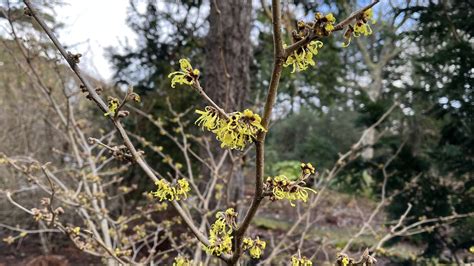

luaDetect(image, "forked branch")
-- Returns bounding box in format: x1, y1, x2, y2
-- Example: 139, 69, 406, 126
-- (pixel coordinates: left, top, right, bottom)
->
21, 0, 225, 261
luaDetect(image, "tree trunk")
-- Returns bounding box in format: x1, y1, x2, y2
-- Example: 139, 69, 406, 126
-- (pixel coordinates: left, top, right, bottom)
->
204, 0, 252, 205
361, 67, 383, 160
194, 0, 252, 263
204, 0, 252, 111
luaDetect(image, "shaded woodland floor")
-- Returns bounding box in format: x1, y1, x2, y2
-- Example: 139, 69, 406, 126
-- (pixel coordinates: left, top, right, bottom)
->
0, 238, 100, 266
0, 190, 437, 265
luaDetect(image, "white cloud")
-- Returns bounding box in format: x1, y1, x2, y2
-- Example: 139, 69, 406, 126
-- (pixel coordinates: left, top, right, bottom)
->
56, 0, 136, 81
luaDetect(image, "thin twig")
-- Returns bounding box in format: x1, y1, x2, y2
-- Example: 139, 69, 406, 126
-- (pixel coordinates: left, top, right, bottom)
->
284, 0, 380, 58
40, 163, 57, 227
193, 80, 230, 120
22, 0, 219, 260
230, 0, 284, 263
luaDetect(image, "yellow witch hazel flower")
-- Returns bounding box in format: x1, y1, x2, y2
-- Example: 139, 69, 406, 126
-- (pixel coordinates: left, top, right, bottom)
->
195, 107, 266, 150
176, 179, 190, 196
265, 162, 317, 207
283, 12, 336, 73
336, 253, 352, 266
151, 178, 190, 201
195, 106, 221, 131
284, 40, 323, 73
215, 109, 266, 150
353, 9, 374, 37
315, 12, 336, 32
324, 13, 336, 32
266, 175, 317, 206
173, 255, 192, 266
168, 58, 200, 88
291, 254, 313, 266
341, 257, 350, 266
152, 179, 174, 201
203, 208, 237, 256
71, 227, 81, 236
104, 97, 120, 117
301, 163, 316, 175
243, 236, 267, 259
343, 8, 376, 47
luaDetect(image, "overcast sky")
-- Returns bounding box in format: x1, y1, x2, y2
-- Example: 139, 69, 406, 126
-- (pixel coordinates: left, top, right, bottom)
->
13, 1, 389, 83
56, 0, 135, 81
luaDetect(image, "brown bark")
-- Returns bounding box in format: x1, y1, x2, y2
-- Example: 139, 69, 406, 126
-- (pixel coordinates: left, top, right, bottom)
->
204, 0, 252, 111
204, 0, 252, 209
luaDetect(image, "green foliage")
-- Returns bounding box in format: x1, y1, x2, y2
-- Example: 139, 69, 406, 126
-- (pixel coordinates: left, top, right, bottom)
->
366, 1, 474, 257
266, 108, 359, 170
269, 161, 301, 180
410, 1, 473, 176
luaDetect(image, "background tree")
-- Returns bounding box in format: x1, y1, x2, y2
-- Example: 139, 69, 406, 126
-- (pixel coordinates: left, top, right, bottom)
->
203, 0, 253, 211
385, 0, 473, 259
1, 0, 473, 265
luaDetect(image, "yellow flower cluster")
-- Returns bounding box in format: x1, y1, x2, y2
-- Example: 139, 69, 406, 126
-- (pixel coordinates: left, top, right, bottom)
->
343, 8, 376, 47
284, 40, 323, 73
266, 175, 317, 206
114, 248, 132, 257
2, 235, 15, 245
151, 178, 190, 201
283, 12, 336, 73
353, 10, 374, 37
203, 208, 237, 256
337, 250, 376, 265
315, 12, 336, 32
341, 257, 349, 266
31, 208, 43, 221
265, 163, 317, 206
195, 107, 266, 150
338, 255, 350, 266
173, 255, 192, 266
195, 106, 220, 130
243, 236, 266, 259
168, 59, 200, 88
291, 255, 313, 266
133, 224, 146, 238
71, 227, 81, 236
300, 163, 316, 175
2, 232, 27, 245
205, 218, 233, 255
104, 97, 119, 117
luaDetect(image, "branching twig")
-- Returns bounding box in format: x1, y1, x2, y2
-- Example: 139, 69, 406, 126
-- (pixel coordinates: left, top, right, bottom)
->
263, 102, 399, 263
341, 141, 406, 253
22, 0, 220, 261
40, 163, 57, 227
284, 0, 380, 58
230, 0, 285, 263
193, 80, 230, 120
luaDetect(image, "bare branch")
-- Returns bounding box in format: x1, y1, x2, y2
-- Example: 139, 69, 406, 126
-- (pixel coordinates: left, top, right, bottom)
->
284, 0, 380, 58
22, 0, 215, 259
